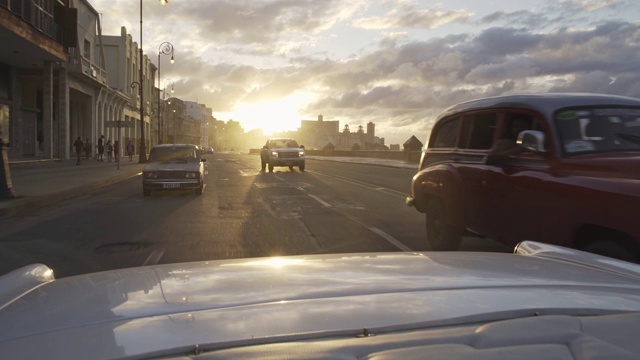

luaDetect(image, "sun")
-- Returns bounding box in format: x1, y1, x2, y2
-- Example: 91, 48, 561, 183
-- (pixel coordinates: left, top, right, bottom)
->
222, 92, 314, 135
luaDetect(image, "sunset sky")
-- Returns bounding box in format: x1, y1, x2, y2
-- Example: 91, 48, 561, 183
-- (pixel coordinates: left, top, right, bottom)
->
91, 0, 640, 145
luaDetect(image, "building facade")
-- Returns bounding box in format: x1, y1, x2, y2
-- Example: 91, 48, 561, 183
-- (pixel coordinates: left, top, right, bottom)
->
164, 97, 184, 144
102, 26, 156, 156
185, 101, 210, 147
1, 0, 157, 161
1, 0, 72, 159
67, 0, 113, 159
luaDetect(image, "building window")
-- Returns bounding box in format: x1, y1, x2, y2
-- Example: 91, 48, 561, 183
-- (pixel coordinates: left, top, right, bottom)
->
83, 39, 91, 59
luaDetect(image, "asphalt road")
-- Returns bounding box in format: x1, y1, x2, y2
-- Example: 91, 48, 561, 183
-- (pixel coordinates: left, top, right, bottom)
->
0, 153, 508, 278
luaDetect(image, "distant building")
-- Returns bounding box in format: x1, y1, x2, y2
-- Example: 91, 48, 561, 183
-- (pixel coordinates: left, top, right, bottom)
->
185, 101, 211, 147
298, 115, 339, 149
296, 115, 384, 150
403, 135, 423, 151
164, 97, 183, 144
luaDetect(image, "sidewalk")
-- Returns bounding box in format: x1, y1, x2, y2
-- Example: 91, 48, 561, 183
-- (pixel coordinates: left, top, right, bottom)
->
0, 156, 145, 218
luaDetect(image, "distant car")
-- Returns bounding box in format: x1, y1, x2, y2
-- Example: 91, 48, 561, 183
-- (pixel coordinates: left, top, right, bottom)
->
204, 146, 214, 154
142, 144, 206, 196
261, 138, 305, 172
406, 93, 640, 262
1, 241, 640, 359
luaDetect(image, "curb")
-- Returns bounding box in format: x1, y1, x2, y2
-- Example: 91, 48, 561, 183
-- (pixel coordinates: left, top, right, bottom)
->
8, 159, 64, 167
0, 169, 141, 219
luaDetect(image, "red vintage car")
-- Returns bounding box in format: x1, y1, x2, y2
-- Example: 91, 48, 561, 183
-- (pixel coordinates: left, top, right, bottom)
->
406, 93, 640, 262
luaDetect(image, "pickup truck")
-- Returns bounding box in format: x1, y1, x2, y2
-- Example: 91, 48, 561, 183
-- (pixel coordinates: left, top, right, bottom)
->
261, 138, 306, 172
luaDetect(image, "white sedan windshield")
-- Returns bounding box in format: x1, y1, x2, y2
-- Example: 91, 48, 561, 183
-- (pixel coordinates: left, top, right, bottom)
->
150, 148, 197, 162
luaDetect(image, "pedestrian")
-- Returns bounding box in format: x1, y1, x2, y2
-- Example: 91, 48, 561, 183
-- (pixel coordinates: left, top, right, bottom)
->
114, 140, 119, 161
97, 135, 104, 162
73, 136, 84, 165
106, 140, 113, 162
84, 138, 91, 160
126, 140, 135, 161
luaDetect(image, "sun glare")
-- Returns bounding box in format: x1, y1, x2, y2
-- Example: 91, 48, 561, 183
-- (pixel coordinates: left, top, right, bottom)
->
222, 93, 314, 135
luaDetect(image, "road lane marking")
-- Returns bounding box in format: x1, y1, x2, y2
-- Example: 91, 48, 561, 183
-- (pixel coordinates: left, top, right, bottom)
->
337, 209, 413, 252
306, 170, 407, 199
299, 188, 332, 207
264, 171, 413, 251
295, 186, 412, 251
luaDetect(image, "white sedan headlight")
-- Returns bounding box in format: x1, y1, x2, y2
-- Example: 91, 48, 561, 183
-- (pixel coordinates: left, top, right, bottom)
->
185, 172, 198, 179
144, 172, 158, 179
299, 151, 305, 156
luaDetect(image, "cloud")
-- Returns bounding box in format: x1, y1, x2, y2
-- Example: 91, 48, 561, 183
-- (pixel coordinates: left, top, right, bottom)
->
298, 20, 640, 138
93, 0, 640, 144
199, 20, 638, 141
378, 32, 409, 48
149, 0, 362, 47
353, 5, 472, 30
480, 0, 631, 29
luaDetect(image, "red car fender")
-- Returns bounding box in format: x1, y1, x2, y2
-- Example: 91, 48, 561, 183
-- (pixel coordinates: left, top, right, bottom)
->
411, 163, 466, 228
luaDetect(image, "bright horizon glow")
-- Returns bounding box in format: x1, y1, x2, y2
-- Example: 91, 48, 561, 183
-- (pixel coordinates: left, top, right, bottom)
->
216, 92, 315, 135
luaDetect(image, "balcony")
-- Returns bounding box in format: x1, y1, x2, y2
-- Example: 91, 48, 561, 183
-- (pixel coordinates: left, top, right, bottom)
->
0, 1, 68, 67
1, 0, 64, 43
67, 51, 108, 86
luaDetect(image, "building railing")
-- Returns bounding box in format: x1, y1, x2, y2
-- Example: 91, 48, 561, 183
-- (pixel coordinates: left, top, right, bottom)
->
1, 0, 64, 43
67, 48, 109, 85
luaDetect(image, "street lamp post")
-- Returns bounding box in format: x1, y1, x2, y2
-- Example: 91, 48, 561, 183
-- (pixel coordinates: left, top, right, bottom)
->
138, 0, 169, 163
138, 0, 146, 162
157, 42, 174, 145
130, 82, 142, 159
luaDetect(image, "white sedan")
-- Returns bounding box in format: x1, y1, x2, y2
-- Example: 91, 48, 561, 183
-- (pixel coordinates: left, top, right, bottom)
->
1, 241, 639, 359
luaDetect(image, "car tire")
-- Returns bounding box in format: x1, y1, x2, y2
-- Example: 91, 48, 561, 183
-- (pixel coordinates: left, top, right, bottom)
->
261, 159, 266, 171
143, 188, 151, 197
299, 163, 305, 172
582, 240, 639, 262
195, 182, 204, 196
425, 199, 462, 251
268, 163, 274, 172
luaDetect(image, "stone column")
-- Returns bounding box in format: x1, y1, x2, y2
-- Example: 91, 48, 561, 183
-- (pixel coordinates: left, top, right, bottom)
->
10, 67, 22, 156
42, 61, 54, 159
58, 65, 70, 160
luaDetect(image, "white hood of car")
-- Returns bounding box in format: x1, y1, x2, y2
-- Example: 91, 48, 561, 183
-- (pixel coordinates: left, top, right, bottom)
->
1, 250, 640, 359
